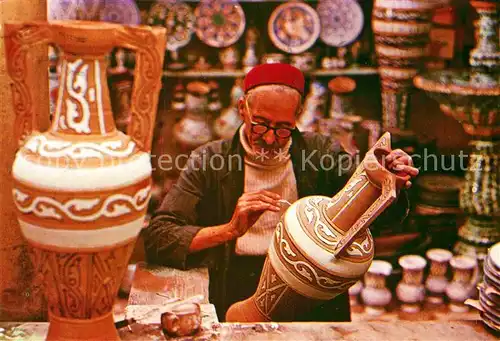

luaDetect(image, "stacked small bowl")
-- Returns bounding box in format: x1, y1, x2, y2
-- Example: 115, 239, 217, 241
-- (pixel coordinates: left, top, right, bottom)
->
479, 242, 500, 332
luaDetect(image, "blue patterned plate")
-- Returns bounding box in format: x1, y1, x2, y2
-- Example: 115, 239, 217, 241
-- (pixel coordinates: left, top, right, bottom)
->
316, 0, 364, 47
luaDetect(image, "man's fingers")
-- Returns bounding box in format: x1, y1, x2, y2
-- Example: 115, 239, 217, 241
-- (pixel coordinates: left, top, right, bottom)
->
387, 155, 413, 168
392, 164, 419, 176
240, 201, 280, 213
243, 193, 280, 206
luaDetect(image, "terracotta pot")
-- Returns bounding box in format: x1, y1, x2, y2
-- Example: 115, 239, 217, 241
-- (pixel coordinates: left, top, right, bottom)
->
4, 20, 166, 340
225, 132, 409, 322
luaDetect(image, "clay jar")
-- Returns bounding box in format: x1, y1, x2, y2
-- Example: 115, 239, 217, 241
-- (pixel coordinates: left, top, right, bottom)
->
425, 248, 453, 304
396, 255, 427, 313
4, 20, 166, 341
225, 133, 410, 322
361, 260, 393, 315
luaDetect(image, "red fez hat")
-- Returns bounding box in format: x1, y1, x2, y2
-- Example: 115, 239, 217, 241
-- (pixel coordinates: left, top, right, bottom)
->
243, 63, 305, 96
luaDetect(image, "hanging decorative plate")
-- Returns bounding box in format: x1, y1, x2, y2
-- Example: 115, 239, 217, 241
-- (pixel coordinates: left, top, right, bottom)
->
316, 0, 364, 47
268, 2, 321, 54
101, 0, 141, 25
147, 1, 195, 51
194, 0, 246, 48
48, 0, 102, 21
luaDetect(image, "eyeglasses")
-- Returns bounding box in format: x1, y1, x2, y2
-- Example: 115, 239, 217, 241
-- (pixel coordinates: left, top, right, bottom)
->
245, 99, 294, 138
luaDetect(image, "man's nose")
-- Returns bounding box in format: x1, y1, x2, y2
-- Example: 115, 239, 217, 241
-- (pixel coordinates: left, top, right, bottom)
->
262, 129, 276, 145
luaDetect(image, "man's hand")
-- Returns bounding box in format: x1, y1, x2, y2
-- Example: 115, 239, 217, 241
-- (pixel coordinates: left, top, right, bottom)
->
385, 149, 419, 189
225, 190, 281, 239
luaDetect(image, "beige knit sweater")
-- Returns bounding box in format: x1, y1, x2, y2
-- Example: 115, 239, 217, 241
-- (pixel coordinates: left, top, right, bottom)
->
235, 125, 298, 255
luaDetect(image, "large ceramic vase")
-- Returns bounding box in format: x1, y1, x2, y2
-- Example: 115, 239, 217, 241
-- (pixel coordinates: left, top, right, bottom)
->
372, 0, 448, 130
4, 21, 166, 340
414, 0, 500, 262
226, 132, 410, 322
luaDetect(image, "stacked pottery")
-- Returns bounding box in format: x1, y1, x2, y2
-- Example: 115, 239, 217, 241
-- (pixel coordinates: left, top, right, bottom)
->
445, 255, 479, 312
4, 20, 166, 341
396, 255, 427, 312
372, 0, 449, 129
361, 260, 393, 316
425, 248, 453, 304
225, 133, 411, 322
477, 242, 500, 332
173, 81, 213, 152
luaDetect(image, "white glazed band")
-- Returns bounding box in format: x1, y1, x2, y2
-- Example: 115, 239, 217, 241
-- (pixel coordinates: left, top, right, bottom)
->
19, 217, 144, 251
13, 152, 151, 191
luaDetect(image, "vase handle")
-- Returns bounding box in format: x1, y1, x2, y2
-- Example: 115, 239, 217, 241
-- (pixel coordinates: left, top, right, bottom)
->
114, 25, 167, 153
332, 132, 408, 258
3, 22, 53, 146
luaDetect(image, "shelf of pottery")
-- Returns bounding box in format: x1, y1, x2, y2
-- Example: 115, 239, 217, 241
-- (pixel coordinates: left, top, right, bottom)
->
46, 0, 462, 222
348, 245, 499, 328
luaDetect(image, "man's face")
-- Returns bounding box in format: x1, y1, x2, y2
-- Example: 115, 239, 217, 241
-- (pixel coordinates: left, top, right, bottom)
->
238, 85, 301, 154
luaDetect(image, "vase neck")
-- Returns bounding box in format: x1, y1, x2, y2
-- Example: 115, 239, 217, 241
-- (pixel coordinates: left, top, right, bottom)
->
51, 53, 116, 136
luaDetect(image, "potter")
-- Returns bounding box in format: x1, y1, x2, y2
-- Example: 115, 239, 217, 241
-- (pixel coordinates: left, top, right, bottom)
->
144, 63, 419, 322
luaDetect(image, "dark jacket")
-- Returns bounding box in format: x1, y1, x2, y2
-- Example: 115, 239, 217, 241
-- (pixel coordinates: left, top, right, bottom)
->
143, 127, 409, 321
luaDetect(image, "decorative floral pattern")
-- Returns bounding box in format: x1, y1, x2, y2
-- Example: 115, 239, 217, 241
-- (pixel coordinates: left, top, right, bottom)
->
194, 0, 246, 48
316, 0, 364, 47
268, 2, 320, 54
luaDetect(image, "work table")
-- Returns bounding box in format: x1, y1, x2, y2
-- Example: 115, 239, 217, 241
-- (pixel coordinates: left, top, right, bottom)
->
0, 320, 496, 340
1, 262, 496, 340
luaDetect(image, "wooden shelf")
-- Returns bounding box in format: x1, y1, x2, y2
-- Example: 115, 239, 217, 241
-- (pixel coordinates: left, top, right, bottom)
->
162, 67, 379, 79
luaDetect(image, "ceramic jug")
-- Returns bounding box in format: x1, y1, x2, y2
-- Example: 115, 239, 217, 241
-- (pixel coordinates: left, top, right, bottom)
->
4, 20, 166, 340
225, 132, 409, 322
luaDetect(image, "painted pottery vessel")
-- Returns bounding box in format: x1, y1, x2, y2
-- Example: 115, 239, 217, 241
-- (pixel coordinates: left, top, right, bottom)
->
361, 260, 393, 315
213, 79, 244, 140
396, 255, 427, 312
373, 0, 449, 130
328, 76, 357, 118
173, 81, 213, 151
4, 20, 166, 340
446, 255, 479, 312
296, 80, 327, 133
414, 1, 500, 262
225, 132, 410, 322
425, 248, 453, 304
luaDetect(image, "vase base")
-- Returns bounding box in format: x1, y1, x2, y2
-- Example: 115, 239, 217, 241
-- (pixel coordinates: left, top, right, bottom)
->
426, 296, 444, 304
364, 306, 386, 316
225, 297, 270, 323
47, 311, 119, 341
401, 303, 421, 313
